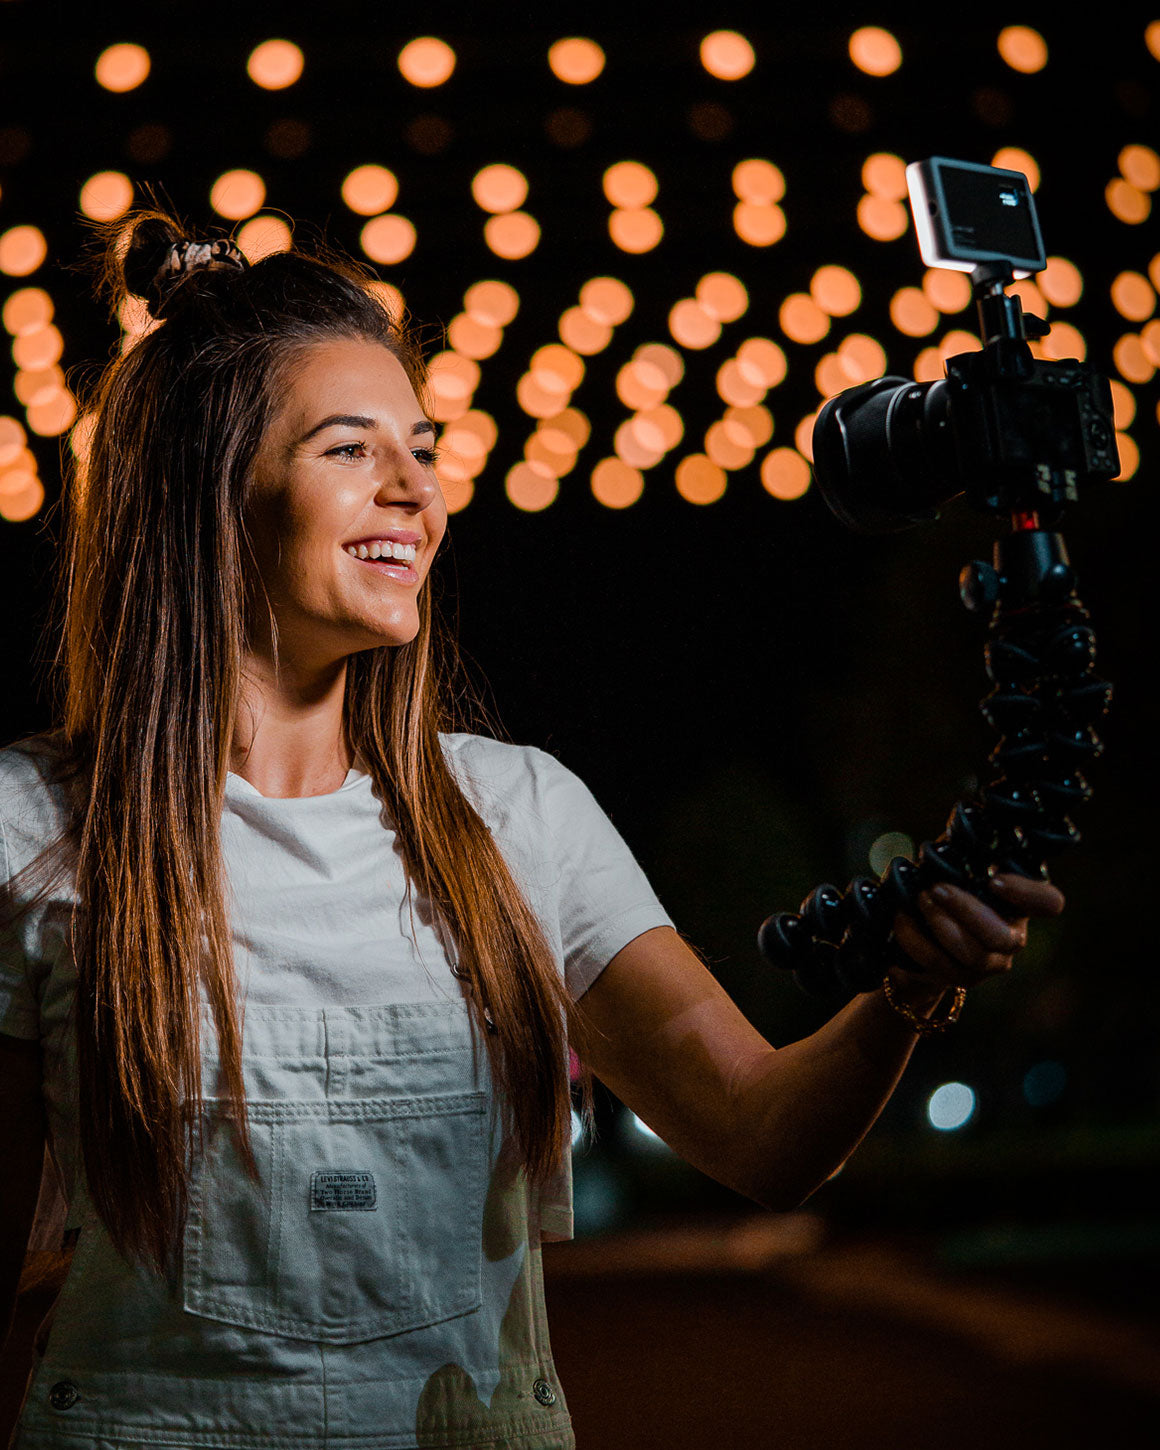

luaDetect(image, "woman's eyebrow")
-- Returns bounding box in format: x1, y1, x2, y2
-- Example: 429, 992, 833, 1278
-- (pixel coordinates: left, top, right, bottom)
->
295, 413, 375, 445
294, 415, 436, 445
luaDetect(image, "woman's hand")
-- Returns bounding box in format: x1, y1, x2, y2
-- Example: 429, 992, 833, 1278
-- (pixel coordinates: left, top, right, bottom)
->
889, 873, 1066, 1006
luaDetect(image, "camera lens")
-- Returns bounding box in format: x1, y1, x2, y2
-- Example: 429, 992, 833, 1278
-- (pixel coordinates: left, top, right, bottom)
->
812, 375, 963, 533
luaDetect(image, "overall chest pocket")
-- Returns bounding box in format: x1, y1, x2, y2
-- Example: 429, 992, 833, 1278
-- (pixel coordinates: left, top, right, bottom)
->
182, 1091, 487, 1343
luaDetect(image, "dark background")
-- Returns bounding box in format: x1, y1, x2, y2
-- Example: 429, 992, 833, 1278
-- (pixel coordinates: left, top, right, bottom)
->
2, 2, 1157, 1432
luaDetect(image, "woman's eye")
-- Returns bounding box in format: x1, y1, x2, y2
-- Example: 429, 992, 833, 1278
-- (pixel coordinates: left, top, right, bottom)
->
328, 442, 368, 460
412, 447, 440, 466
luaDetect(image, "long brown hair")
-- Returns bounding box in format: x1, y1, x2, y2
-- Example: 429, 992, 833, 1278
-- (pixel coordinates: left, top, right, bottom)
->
13, 209, 587, 1272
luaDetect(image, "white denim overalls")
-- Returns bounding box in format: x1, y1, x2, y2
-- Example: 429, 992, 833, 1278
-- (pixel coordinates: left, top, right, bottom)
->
14, 997, 576, 1450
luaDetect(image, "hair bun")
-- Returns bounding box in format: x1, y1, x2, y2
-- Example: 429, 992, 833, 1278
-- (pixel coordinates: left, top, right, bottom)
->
119, 212, 248, 320
120, 214, 185, 308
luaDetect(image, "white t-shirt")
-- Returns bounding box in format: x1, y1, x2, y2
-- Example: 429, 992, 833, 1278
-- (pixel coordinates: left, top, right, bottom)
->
0, 730, 674, 1225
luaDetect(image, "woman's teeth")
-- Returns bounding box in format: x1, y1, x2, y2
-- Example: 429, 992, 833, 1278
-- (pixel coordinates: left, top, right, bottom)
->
345, 541, 418, 561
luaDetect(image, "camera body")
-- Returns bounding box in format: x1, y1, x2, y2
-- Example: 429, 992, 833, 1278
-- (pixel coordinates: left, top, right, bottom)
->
813, 157, 1120, 533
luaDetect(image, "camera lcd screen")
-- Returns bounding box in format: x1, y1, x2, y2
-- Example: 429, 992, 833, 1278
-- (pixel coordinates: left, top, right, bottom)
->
907, 158, 1046, 276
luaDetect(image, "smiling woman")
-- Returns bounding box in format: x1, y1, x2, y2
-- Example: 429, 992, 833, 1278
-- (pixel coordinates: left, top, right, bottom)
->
0, 209, 1064, 1450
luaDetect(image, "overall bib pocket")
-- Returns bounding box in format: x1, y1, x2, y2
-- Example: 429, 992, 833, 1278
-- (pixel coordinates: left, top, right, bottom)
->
182, 1090, 487, 1343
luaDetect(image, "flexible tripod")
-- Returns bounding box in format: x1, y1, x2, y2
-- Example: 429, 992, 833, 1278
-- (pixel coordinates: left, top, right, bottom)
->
758, 271, 1115, 998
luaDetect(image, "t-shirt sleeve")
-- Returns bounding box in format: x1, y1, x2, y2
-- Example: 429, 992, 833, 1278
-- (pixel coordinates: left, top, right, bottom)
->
532, 750, 675, 999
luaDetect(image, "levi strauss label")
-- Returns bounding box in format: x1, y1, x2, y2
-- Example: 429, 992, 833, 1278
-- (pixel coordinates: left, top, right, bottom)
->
310, 1170, 378, 1211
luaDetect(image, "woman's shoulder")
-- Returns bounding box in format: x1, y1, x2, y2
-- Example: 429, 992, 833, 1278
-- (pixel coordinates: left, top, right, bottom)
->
439, 731, 575, 821
440, 736, 571, 794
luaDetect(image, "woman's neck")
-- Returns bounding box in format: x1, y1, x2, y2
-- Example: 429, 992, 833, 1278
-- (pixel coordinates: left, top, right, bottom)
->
230, 652, 353, 799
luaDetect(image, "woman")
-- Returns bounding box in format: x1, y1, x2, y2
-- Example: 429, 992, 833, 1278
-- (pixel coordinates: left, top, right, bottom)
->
0, 211, 1064, 1449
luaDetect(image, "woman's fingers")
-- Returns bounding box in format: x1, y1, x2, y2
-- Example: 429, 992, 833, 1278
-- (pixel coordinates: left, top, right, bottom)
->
988, 874, 1066, 917
892, 910, 962, 978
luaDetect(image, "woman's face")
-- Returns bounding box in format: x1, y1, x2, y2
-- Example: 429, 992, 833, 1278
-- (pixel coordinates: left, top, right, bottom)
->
245, 336, 447, 669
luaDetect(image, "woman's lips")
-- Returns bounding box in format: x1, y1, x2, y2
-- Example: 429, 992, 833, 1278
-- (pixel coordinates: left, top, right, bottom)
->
346, 552, 418, 583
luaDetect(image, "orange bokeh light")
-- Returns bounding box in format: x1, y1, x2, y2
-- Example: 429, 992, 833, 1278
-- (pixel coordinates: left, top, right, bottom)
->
862, 153, 908, 200
700, 30, 756, 81
397, 37, 456, 88
1113, 334, 1154, 384
848, 26, 902, 77
27, 391, 78, 437
717, 360, 767, 409
484, 212, 541, 260
635, 343, 684, 389
922, 268, 972, 313
580, 276, 634, 326
838, 334, 887, 384
631, 404, 683, 454
1106, 179, 1151, 224
890, 287, 938, 337
737, 337, 787, 388
733, 202, 787, 247
1040, 256, 1083, 307
761, 449, 811, 500
811, 265, 861, 317
541, 408, 590, 452
12, 325, 63, 370
0, 473, 44, 522
603, 162, 658, 209
1119, 145, 1160, 193
1111, 271, 1156, 322
675, 454, 727, 504
857, 195, 908, 241
779, 294, 830, 344
725, 405, 773, 449
472, 164, 529, 214
447, 313, 504, 360
210, 170, 266, 220
608, 208, 664, 254
616, 361, 668, 412
531, 344, 585, 394
237, 215, 293, 261
506, 461, 558, 511
3, 288, 53, 336
559, 308, 613, 355
591, 457, 644, 509
695, 272, 748, 323
247, 39, 304, 89
705, 419, 754, 471
614, 420, 664, 470
465, 279, 520, 327
360, 213, 417, 264
997, 26, 1048, 73
732, 159, 785, 203
548, 37, 606, 84
669, 299, 721, 350
438, 474, 474, 514
0, 226, 47, 277
95, 43, 150, 92
1038, 322, 1086, 363
80, 171, 134, 221
517, 373, 569, 419
342, 165, 399, 216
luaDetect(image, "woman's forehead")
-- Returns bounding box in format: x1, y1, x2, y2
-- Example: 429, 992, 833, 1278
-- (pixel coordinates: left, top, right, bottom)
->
277, 339, 423, 430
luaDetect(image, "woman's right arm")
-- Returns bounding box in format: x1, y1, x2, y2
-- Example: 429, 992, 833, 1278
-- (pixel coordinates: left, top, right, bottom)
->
0, 1034, 45, 1352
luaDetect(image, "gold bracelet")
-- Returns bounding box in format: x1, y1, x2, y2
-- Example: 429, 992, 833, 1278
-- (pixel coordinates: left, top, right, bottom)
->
881, 973, 967, 1035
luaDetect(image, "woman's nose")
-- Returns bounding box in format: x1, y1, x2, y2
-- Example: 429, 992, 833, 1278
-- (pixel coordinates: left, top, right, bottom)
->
375, 453, 439, 512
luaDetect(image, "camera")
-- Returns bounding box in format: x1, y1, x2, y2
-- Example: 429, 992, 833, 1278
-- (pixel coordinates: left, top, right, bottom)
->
812, 158, 1120, 534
